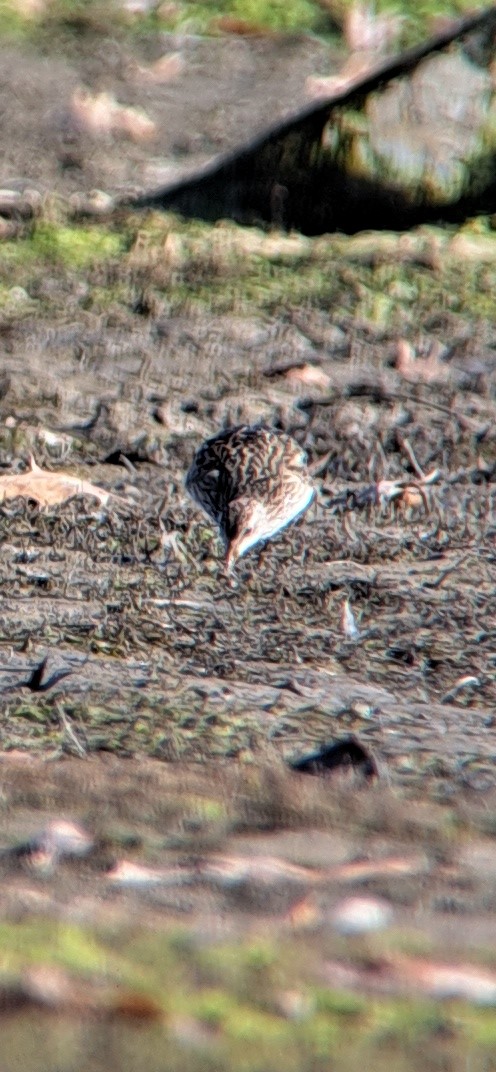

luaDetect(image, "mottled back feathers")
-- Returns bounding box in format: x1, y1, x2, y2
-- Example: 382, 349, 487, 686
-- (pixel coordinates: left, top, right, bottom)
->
185, 425, 314, 565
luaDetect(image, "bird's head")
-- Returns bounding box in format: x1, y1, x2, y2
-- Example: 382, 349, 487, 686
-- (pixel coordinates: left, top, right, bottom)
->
223, 497, 271, 571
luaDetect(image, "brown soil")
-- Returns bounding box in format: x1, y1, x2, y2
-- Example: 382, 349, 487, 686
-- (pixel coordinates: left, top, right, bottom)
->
0, 30, 333, 199
1, 20, 496, 1068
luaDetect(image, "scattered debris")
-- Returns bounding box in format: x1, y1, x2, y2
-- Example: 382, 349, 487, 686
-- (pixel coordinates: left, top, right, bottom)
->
345, 2, 404, 54
70, 89, 156, 143
396, 339, 450, 384
9, 964, 163, 1020
24, 656, 48, 692
0, 456, 114, 507
4, 819, 94, 873
288, 737, 378, 780
307, 0, 405, 97
324, 954, 496, 1006
130, 52, 185, 85
284, 364, 332, 390
0, 187, 41, 219
69, 189, 116, 218
332, 895, 394, 935
198, 853, 323, 890
441, 675, 481, 704
107, 860, 190, 887
375, 469, 440, 513
341, 598, 361, 641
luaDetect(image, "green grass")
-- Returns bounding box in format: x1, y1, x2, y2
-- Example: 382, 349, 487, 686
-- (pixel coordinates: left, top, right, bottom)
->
122, 213, 496, 325
0, 221, 123, 275
157, 0, 496, 45
168, 0, 331, 35
0, 919, 110, 977
3, 916, 496, 1072
5, 210, 496, 329
2, 209, 496, 358
0, 0, 485, 49
28, 221, 124, 269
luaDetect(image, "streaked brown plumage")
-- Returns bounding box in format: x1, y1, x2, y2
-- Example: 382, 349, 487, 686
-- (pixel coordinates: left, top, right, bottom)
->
185, 424, 315, 568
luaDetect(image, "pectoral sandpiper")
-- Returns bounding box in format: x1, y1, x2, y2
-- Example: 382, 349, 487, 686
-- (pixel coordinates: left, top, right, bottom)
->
185, 424, 315, 569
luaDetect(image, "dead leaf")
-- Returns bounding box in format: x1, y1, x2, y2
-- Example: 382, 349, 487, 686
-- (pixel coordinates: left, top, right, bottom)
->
210, 15, 272, 35
345, 3, 404, 53
332, 854, 430, 882
285, 364, 331, 389
132, 52, 185, 84
376, 468, 440, 513
22, 965, 163, 1019
307, 55, 375, 98
71, 89, 156, 143
107, 860, 191, 887
70, 189, 115, 217
201, 854, 322, 888
0, 457, 112, 507
397, 957, 496, 1004
396, 339, 449, 384
110, 991, 163, 1021
306, 3, 403, 99
285, 893, 322, 929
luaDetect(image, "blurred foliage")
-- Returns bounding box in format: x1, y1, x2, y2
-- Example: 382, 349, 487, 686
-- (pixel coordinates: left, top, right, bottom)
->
0, 0, 486, 48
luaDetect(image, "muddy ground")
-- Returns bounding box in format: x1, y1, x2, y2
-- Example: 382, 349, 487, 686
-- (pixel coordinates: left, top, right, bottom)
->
1, 12, 496, 1071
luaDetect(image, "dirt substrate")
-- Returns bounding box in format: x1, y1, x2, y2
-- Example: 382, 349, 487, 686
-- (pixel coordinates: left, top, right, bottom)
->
1, 14, 496, 1071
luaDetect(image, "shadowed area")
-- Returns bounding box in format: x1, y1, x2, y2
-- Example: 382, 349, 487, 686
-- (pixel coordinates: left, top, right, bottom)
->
133, 8, 496, 234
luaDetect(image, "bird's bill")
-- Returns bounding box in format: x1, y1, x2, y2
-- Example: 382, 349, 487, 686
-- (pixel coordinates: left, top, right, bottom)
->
225, 529, 253, 570
224, 542, 238, 572
224, 527, 256, 570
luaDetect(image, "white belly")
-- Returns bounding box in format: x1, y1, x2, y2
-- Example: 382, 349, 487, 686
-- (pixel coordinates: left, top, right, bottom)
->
262, 483, 315, 543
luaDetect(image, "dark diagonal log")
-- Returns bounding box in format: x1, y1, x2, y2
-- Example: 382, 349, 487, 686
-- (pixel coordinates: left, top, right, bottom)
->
130, 7, 496, 235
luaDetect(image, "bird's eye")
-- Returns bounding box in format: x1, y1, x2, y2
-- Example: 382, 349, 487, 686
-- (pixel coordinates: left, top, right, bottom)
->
241, 526, 253, 538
